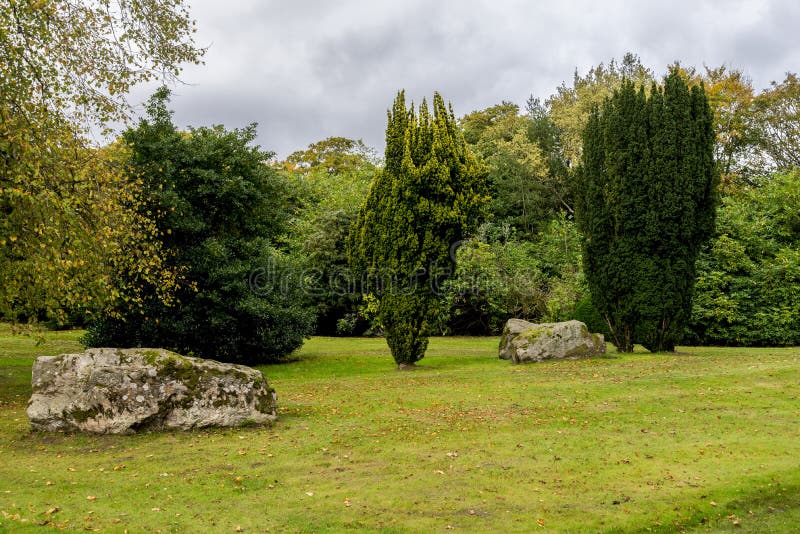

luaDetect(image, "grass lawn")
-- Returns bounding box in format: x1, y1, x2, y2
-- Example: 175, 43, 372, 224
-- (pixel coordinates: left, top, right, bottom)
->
1, 330, 799, 533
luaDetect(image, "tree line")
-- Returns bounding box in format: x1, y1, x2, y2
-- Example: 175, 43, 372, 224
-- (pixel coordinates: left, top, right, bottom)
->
2, 3, 799, 365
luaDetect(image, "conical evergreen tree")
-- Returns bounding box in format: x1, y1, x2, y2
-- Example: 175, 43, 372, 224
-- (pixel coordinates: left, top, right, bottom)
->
348, 91, 488, 367
576, 71, 718, 352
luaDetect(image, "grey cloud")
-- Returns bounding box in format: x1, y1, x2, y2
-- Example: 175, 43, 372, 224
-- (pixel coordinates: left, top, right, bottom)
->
124, 0, 800, 158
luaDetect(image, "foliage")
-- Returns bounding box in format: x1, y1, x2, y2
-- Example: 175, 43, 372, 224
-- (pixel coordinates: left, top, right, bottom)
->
545, 56, 797, 191
83, 89, 314, 364
460, 102, 563, 235
440, 215, 584, 334
576, 72, 718, 352
282, 138, 377, 335
547, 52, 654, 168
0, 0, 203, 324
525, 96, 572, 213
348, 91, 488, 366
570, 294, 609, 338
439, 229, 540, 335
0, 114, 179, 325
0, 0, 202, 126
283, 136, 380, 174
688, 169, 800, 346
699, 66, 759, 188
654, 65, 798, 187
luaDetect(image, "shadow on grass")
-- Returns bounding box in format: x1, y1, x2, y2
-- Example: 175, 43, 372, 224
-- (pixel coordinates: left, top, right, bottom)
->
615, 481, 800, 534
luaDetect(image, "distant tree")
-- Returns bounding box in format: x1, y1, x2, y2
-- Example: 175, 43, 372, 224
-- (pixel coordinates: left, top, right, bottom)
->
669, 63, 764, 189
750, 73, 800, 173
700, 66, 758, 187
459, 102, 520, 145
576, 72, 718, 352
84, 89, 315, 364
547, 53, 655, 168
284, 137, 380, 175
525, 96, 571, 213
460, 103, 558, 235
348, 91, 488, 367
282, 138, 377, 335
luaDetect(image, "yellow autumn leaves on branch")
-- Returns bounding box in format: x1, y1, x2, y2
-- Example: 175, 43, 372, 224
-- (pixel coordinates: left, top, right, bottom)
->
1, 0, 204, 323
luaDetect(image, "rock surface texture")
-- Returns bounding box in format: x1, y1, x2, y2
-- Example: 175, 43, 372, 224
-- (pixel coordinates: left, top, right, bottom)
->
499, 319, 605, 363
27, 348, 277, 434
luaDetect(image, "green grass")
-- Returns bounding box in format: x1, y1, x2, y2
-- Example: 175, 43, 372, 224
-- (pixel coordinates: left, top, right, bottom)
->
1, 331, 799, 532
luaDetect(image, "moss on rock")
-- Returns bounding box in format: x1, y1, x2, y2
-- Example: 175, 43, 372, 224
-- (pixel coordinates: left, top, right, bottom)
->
28, 348, 278, 433
519, 328, 552, 343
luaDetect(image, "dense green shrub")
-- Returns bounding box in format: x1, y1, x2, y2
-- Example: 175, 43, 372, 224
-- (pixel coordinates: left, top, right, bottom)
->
440, 215, 585, 335
570, 295, 610, 339
83, 89, 315, 364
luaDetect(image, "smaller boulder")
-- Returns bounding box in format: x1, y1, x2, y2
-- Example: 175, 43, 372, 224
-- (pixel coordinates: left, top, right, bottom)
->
499, 319, 605, 363
27, 348, 278, 434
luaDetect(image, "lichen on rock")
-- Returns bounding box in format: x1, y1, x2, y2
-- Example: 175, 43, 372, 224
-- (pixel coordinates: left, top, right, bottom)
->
498, 319, 605, 363
27, 348, 278, 434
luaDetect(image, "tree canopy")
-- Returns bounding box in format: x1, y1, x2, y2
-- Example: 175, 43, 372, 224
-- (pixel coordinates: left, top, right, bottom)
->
1, 0, 202, 125
83, 89, 315, 364
750, 73, 800, 173
1, 0, 204, 324
547, 53, 655, 168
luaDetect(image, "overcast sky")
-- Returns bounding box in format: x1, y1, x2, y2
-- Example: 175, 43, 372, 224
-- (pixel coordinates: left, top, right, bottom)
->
129, 0, 800, 159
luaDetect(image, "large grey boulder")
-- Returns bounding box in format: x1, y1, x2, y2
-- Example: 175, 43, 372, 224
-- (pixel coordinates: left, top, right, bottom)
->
499, 319, 605, 363
27, 348, 277, 434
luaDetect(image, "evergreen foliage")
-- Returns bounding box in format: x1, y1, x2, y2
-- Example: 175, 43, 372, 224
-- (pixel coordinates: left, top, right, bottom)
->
576, 71, 718, 352
348, 91, 488, 366
83, 89, 315, 364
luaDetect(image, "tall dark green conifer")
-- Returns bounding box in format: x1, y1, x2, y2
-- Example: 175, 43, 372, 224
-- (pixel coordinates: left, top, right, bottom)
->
348, 91, 488, 367
576, 71, 718, 352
